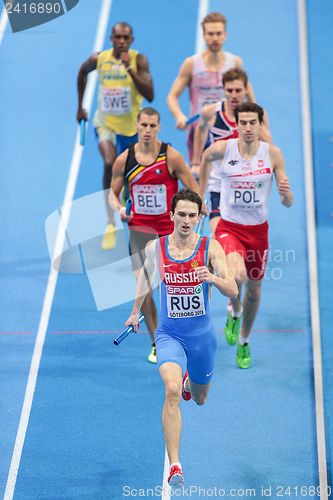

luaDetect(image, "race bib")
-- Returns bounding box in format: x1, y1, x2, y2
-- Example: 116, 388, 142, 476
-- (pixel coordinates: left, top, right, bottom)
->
198, 86, 224, 110
166, 283, 206, 319
133, 185, 167, 215
101, 87, 131, 115
229, 180, 265, 209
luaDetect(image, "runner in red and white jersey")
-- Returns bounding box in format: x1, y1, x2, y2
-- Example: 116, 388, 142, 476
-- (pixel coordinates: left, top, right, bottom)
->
126, 141, 178, 236
167, 12, 255, 163
199, 102, 293, 369
111, 107, 201, 364
193, 68, 271, 236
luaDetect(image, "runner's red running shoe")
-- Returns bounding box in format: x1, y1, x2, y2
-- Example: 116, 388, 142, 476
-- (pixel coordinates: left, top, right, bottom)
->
182, 371, 191, 401
168, 465, 184, 487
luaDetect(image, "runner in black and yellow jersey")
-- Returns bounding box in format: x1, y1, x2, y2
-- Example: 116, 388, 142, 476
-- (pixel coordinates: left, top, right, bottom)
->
76, 22, 154, 249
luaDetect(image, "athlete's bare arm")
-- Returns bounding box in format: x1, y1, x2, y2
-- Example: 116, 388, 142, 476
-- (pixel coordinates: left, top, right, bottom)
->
192, 103, 216, 166
167, 57, 193, 130
76, 53, 99, 122
109, 150, 132, 221
234, 55, 255, 103
125, 53, 154, 102
167, 146, 198, 192
270, 145, 293, 207
259, 110, 272, 143
125, 240, 157, 331
199, 141, 227, 199
167, 147, 208, 215
195, 239, 238, 298
245, 81, 255, 103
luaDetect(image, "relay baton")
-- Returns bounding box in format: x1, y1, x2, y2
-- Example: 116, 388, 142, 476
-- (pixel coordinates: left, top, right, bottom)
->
196, 214, 207, 236
114, 313, 145, 345
186, 113, 200, 127
80, 119, 86, 145
125, 198, 132, 216
196, 199, 208, 236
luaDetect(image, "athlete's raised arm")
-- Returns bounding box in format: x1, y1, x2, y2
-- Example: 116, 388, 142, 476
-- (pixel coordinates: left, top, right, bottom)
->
167, 58, 193, 130
167, 146, 199, 193
192, 103, 216, 168
124, 53, 154, 102
259, 110, 272, 144
167, 147, 208, 215
109, 150, 132, 222
270, 145, 293, 207
194, 239, 238, 298
234, 55, 255, 103
125, 239, 157, 331
76, 52, 99, 122
199, 140, 227, 199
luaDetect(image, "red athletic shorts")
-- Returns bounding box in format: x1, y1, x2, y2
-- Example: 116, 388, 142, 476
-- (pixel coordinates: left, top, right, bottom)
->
215, 218, 269, 281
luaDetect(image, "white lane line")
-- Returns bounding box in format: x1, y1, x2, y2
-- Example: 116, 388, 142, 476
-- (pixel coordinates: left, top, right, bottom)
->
162, 449, 171, 499
161, 2, 209, 497
3, 1, 113, 499
0, 7, 9, 46
195, 0, 209, 53
297, 1, 328, 498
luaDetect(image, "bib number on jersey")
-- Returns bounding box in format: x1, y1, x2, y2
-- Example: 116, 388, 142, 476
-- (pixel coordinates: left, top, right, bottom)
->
101, 87, 131, 115
229, 180, 264, 209
198, 87, 224, 110
133, 184, 167, 215
166, 284, 206, 318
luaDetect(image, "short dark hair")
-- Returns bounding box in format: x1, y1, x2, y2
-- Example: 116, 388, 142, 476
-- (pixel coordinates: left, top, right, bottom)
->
202, 12, 227, 31
222, 68, 248, 88
171, 189, 202, 214
234, 102, 264, 124
137, 107, 160, 123
111, 22, 133, 36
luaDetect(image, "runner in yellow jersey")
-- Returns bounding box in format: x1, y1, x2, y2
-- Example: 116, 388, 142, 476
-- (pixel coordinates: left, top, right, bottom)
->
76, 22, 154, 249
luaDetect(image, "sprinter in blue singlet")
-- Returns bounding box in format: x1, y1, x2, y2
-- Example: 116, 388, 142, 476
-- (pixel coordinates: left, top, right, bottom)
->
125, 189, 237, 488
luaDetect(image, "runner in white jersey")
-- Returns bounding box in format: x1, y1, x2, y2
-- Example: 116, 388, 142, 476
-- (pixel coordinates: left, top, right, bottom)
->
167, 12, 255, 163
199, 103, 293, 369
192, 68, 272, 236
189, 51, 235, 116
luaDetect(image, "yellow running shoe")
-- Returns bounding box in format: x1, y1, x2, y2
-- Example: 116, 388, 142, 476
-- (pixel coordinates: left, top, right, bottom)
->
147, 345, 157, 364
101, 223, 116, 250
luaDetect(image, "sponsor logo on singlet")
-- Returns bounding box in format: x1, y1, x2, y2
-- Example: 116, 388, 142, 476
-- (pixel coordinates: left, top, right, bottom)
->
230, 181, 264, 190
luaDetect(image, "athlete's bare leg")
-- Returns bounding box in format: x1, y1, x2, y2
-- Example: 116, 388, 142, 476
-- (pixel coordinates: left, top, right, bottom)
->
209, 217, 220, 238
225, 251, 247, 314
133, 269, 157, 344
99, 139, 117, 224
187, 378, 211, 406
240, 279, 262, 339
159, 362, 183, 464
141, 292, 158, 344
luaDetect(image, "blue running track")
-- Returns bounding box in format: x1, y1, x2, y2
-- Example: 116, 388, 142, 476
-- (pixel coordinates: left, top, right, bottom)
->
0, 0, 331, 498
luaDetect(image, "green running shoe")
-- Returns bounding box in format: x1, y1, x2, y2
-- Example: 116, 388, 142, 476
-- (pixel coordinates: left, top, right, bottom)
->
147, 345, 157, 364
224, 312, 241, 345
237, 343, 251, 369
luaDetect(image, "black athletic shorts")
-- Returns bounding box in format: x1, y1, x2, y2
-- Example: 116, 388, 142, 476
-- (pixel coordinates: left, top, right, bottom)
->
209, 191, 221, 220
128, 230, 158, 272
